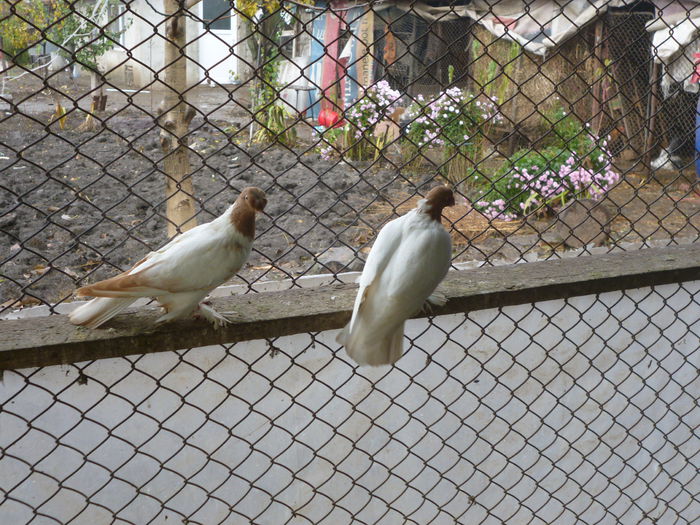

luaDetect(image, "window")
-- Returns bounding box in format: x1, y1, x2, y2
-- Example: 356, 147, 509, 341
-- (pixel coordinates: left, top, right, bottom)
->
281, 9, 312, 59
107, 2, 128, 46
203, 0, 232, 31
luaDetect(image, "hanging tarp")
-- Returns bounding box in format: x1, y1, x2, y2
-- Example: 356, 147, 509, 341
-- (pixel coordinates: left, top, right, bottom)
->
309, 1, 357, 119
339, 6, 374, 107
390, 0, 631, 55
309, 3, 375, 120
355, 8, 375, 88
647, 1, 700, 93
308, 1, 328, 119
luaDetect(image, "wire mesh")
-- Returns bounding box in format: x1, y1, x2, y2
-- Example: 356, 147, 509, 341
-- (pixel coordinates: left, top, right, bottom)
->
1, 0, 699, 523
1, 0, 698, 312
2, 282, 698, 523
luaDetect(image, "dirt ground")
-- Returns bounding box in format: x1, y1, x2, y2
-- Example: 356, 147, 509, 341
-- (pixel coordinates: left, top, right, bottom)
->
0, 108, 430, 308
1, 76, 699, 310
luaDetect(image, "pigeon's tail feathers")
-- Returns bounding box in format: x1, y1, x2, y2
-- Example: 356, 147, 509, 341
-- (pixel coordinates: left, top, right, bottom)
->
344, 322, 405, 366
384, 322, 405, 365
69, 297, 136, 329
336, 323, 350, 346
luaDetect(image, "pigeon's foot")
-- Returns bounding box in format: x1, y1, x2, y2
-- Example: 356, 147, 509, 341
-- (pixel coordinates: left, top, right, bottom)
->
194, 301, 232, 328
155, 309, 181, 325
422, 291, 447, 313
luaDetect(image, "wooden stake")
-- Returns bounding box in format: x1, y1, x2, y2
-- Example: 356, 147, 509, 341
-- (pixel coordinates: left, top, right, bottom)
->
159, 0, 200, 238
644, 61, 661, 174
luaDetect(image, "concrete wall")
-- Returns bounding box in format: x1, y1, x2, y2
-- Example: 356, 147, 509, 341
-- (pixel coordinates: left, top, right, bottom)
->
100, 0, 212, 89
1, 280, 698, 524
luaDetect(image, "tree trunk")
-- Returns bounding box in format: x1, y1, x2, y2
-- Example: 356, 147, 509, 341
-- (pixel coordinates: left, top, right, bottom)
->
159, 0, 198, 238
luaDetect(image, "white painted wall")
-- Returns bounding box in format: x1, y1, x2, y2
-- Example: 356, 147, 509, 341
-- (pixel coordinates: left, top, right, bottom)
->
100, 0, 207, 88
1, 281, 698, 524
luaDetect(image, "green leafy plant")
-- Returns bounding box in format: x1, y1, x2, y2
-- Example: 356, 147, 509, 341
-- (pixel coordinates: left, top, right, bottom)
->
315, 126, 344, 160
251, 50, 297, 145
470, 38, 520, 103
237, 0, 299, 146
0, 0, 52, 64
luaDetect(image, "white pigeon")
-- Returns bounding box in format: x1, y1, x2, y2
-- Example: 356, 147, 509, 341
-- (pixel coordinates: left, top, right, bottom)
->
69, 187, 267, 329
337, 185, 455, 366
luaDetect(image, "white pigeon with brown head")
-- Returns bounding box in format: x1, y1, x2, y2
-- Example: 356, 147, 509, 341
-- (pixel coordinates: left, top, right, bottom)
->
337, 185, 455, 366
69, 187, 267, 329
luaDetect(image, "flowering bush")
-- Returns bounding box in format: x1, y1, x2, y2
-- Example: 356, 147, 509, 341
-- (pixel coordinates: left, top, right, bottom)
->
314, 80, 401, 161
406, 88, 502, 148
473, 107, 620, 221
342, 80, 402, 160
404, 87, 503, 180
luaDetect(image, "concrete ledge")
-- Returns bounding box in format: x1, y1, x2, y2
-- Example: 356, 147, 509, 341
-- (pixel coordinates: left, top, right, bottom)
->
1, 244, 699, 370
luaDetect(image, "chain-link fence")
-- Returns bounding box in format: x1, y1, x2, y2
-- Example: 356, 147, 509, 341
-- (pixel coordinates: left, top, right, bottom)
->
2, 277, 699, 523
1, 0, 699, 523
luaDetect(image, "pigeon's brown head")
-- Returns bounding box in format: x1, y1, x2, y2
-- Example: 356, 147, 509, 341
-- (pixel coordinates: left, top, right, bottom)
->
232, 187, 267, 239
425, 185, 455, 222
241, 187, 267, 212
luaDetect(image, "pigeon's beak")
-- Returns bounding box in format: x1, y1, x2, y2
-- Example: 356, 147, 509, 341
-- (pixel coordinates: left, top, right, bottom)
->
252, 193, 267, 211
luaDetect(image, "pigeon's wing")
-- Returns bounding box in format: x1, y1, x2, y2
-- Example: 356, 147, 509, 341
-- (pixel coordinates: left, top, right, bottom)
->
347, 216, 406, 334
383, 226, 452, 307
357, 216, 407, 287
125, 219, 219, 276
76, 221, 243, 298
